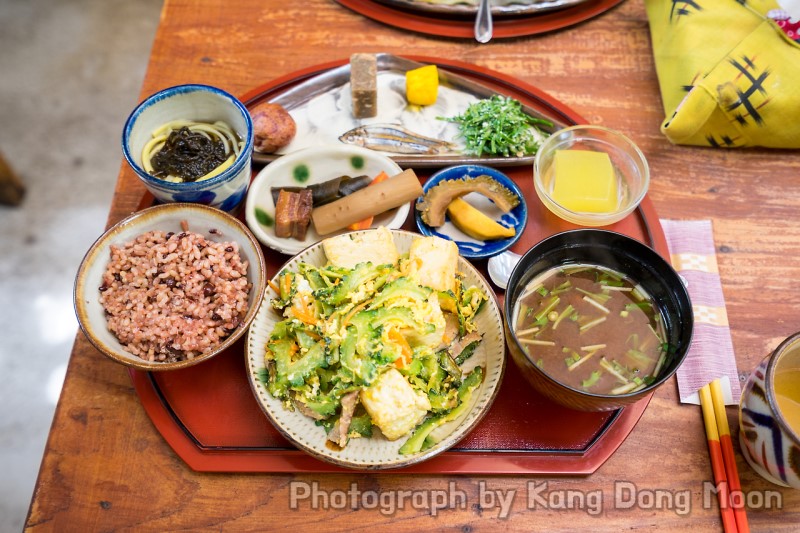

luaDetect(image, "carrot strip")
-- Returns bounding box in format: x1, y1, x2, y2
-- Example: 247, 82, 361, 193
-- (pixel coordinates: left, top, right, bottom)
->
280, 273, 292, 297
346, 171, 390, 231
342, 299, 372, 327
388, 328, 413, 368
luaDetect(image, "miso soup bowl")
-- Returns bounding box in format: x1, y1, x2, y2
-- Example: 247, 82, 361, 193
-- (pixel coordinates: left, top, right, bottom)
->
503, 229, 693, 412
122, 84, 254, 212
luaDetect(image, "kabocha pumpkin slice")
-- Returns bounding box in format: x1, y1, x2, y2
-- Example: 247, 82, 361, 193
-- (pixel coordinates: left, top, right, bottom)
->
446, 198, 515, 241
417, 175, 520, 227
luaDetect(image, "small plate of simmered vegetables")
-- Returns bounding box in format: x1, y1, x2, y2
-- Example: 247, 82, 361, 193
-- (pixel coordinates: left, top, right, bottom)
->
415, 164, 527, 259
245, 228, 505, 469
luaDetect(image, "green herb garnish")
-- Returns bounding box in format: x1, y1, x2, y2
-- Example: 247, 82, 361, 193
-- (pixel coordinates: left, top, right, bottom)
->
582, 371, 601, 389
438, 95, 553, 157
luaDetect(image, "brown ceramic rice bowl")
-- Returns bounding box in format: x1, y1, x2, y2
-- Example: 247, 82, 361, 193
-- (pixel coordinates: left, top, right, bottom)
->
74, 203, 266, 371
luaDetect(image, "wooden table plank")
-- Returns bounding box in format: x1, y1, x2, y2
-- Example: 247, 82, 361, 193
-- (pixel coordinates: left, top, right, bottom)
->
26, 0, 800, 530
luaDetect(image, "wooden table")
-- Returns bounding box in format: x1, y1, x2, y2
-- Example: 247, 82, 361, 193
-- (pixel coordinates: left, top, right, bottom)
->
26, 0, 800, 530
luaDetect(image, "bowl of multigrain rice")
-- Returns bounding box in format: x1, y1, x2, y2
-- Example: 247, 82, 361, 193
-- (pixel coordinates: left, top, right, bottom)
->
74, 203, 266, 371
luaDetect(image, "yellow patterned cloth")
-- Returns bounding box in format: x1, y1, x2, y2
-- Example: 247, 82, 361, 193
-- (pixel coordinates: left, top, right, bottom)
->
646, 0, 800, 148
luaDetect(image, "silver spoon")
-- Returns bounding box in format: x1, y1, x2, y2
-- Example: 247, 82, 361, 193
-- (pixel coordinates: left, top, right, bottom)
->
474, 0, 493, 44
487, 250, 521, 290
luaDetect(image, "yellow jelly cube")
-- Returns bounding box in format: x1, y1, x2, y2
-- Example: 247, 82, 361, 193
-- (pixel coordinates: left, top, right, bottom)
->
551, 149, 618, 213
405, 65, 439, 106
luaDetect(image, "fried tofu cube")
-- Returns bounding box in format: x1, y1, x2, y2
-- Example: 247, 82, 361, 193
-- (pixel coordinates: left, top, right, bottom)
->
323, 226, 399, 269
408, 236, 458, 292
360, 369, 431, 441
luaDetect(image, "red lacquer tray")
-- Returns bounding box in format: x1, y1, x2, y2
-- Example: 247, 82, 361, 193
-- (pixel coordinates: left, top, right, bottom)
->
130, 57, 667, 474
334, 0, 625, 39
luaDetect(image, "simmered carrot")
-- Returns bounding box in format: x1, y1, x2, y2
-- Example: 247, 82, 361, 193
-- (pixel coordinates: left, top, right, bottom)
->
388, 328, 413, 368
346, 171, 390, 231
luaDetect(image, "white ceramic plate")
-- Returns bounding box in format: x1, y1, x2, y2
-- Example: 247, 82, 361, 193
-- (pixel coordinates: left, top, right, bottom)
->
245, 229, 506, 469
244, 145, 408, 255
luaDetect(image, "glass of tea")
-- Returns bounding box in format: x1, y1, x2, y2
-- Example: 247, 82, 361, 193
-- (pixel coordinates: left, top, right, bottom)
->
739, 331, 800, 488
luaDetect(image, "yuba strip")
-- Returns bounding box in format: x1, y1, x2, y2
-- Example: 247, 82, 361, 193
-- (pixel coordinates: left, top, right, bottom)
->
311, 169, 423, 235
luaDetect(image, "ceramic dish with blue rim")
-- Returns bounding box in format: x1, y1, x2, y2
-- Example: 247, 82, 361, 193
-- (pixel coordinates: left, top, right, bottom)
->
122, 84, 254, 213
415, 164, 527, 259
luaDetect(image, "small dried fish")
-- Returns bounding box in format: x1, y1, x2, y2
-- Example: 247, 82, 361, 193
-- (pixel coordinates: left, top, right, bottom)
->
338, 124, 456, 155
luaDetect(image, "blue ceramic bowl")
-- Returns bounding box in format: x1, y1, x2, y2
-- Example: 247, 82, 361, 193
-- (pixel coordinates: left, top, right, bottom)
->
415, 165, 527, 259
122, 84, 254, 212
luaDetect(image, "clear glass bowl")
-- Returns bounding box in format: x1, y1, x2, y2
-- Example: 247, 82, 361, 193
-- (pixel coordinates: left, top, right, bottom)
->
533, 125, 649, 227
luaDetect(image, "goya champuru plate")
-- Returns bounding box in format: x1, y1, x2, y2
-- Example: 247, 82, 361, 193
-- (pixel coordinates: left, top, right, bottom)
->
245, 228, 505, 469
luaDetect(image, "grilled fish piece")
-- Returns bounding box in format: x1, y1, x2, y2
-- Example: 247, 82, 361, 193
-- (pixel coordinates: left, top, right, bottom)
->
338, 124, 456, 155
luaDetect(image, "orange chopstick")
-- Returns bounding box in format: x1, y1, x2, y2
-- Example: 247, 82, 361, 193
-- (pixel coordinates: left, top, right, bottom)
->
710, 379, 750, 533
699, 384, 738, 533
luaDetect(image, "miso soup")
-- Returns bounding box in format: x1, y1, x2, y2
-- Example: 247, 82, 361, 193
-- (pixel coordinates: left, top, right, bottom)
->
513, 264, 668, 395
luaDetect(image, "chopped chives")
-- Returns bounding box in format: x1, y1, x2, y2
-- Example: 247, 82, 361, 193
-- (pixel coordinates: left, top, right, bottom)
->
552, 304, 575, 330
600, 358, 629, 383
653, 351, 667, 377
519, 284, 544, 301
647, 323, 663, 343
536, 286, 549, 297
625, 333, 639, 348
564, 351, 581, 367
519, 338, 556, 346
550, 280, 573, 295
517, 304, 529, 327
576, 287, 611, 304
579, 316, 607, 333
562, 266, 591, 275
631, 286, 646, 301
582, 295, 610, 314
582, 370, 601, 388
611, 382, 639, 395
568, 349, 598, 371
533, 296, 560, 322
581, 344, 607, 351
626, 348, 654, 366
515, 326, 540, 337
